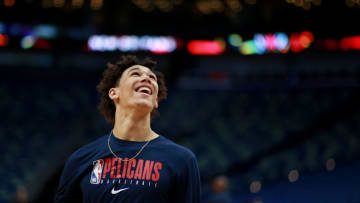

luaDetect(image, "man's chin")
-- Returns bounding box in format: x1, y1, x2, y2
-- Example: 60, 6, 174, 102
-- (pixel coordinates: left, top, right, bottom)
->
133, 101, 154, 111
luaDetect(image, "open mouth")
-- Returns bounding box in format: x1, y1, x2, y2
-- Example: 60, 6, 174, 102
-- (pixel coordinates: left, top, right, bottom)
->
135, 86, 152, 95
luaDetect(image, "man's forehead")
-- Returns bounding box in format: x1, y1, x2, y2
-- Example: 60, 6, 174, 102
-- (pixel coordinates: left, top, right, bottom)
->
126, 65, 153, 73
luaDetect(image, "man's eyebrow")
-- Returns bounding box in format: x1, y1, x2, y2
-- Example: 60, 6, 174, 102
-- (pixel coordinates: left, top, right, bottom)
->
128, 67, 156, 76
127, 67, 140, 74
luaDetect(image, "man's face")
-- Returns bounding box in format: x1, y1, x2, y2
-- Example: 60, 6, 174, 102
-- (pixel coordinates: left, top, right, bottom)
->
111, 65, 159, 112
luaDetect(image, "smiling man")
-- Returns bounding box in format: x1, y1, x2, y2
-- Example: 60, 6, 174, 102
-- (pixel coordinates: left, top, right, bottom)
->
54, 55, 201, 203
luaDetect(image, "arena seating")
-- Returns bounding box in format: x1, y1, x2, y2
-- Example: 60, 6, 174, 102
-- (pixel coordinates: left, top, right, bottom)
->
1, 74, 359, 202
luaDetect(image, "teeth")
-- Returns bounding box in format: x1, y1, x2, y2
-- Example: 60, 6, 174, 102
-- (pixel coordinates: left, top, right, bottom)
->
137, 87, 151, 94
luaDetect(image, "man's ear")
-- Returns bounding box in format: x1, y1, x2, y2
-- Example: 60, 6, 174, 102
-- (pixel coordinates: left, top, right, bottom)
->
108, 88, 119, 101
154, 96, 159, 109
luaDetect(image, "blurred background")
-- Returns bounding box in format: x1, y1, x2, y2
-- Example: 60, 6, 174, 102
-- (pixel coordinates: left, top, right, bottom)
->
1, 0, 360, 202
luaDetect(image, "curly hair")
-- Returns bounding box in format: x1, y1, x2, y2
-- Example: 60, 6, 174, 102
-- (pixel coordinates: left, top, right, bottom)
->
96, 55, 167, 124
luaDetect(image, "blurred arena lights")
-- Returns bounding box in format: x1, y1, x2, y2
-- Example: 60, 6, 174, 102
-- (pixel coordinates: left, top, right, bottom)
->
326, 158, 336, 171
33, 25, 58, 39
0, 22, 58, 39
340, 36, 360, 50
53, 0, 65, 8
90, 0, 103, 10
21, 35, 36, 49
71, 0, 85, 9
286, 0, 321, 10
290, 31, 314, 53
187, 40, 225, 55
228, 33, 243, 48
253, 34, 267, 54
274, 33, 290, 53
0, 34, 9, 47
249, 180, 262, 193
288, 169, 300, 182
88, 35, 178, 54
240, 40, 257, 55
4, 0, 16, 7
229, 32, 289, 55
254, 32, 289, 54
0, 21, 359, 55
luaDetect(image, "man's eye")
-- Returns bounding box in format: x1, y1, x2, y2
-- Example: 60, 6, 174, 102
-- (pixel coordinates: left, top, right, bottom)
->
150, 75, 157, 80
131, 72, 140, 76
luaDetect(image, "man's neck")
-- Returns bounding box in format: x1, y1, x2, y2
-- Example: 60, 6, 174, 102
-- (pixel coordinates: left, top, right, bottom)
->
113, 108, 153, 142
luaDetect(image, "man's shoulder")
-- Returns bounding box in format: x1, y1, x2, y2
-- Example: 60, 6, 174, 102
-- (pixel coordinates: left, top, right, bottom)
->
68, 135, 107, 162
155, 136, 197, 160
61, 135, 108, 176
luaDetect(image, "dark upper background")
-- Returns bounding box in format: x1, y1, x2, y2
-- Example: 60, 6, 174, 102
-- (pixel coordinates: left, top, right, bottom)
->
1, 0, 359, 37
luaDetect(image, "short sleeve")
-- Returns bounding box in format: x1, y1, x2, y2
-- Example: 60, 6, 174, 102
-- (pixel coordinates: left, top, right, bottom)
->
173, 155, 201, 203
54, 154, 83, 203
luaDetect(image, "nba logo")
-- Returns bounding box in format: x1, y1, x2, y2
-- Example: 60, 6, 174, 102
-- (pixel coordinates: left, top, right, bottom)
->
90, 159, 104, 184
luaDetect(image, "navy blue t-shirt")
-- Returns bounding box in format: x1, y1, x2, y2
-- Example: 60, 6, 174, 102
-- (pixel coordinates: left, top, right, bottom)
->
55, 134, 201, 203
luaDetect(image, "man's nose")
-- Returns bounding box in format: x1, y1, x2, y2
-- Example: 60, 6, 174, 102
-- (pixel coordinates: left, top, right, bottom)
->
140, 75, 151, 83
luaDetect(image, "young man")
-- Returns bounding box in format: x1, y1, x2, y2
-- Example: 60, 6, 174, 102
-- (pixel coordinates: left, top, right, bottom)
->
55, 55, 201, 202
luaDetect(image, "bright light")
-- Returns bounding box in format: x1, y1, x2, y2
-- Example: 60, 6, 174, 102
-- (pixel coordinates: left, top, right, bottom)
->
88, 35, 104, 51
118, 35, 138, 52
228, 34, 243, 47
187, 40, 224, 55
326, 158, 336, 171
21, 35, 36, 49
0, 34, 9, 47
240, 40, 257, 55
34, 25, 57, 39
340, 36, 360, 50
253, 34, 267, 54
147, 36, 177, 54
290, 31, 314, 53
288, 169, 299, 182
265, 34, 277, 52
103, 36, 117, 51
253, 32, 289, 54
299, 31, 314, 48
88, 35, 177, 54
290, 34, 301, 52
249, 180, 261, 193
275, 32, 289, 53
299, 35, 311, 48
